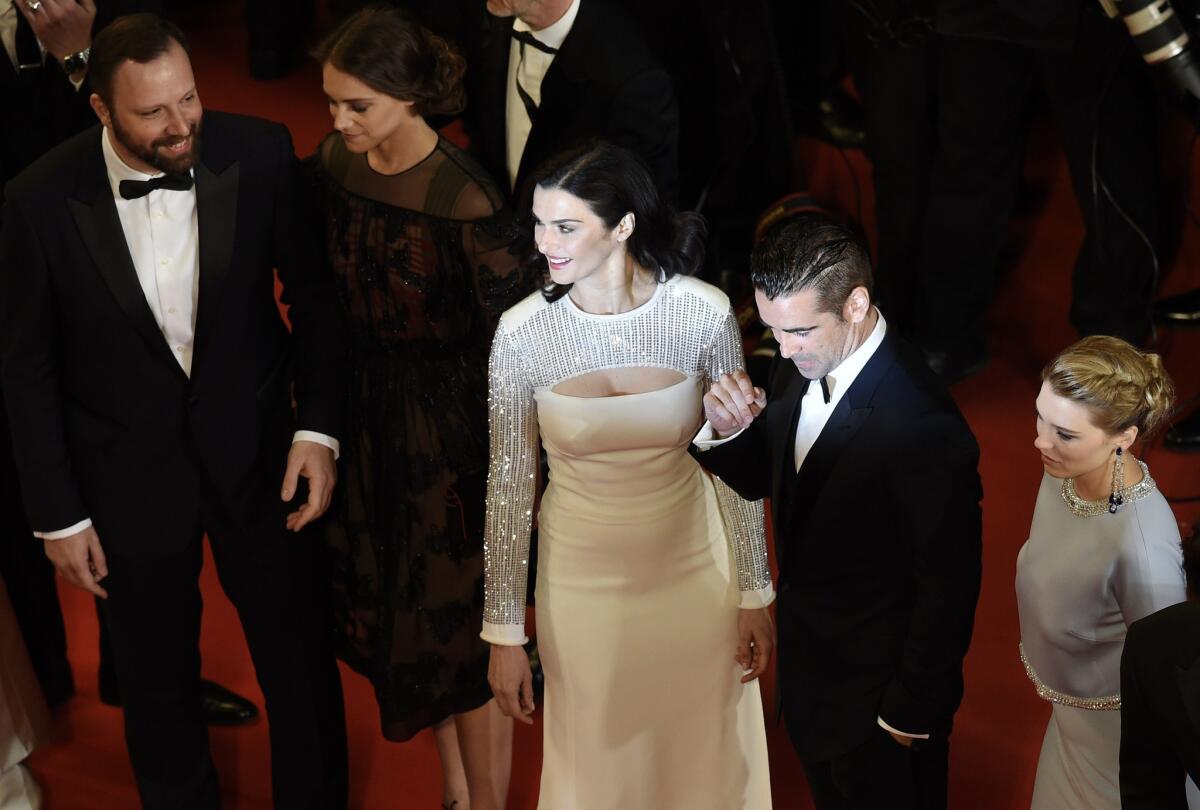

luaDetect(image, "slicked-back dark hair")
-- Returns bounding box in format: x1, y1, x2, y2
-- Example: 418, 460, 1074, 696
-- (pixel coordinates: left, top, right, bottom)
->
89, 13, 190, 104
531, 140, 705, 302
750, 215, 873, 314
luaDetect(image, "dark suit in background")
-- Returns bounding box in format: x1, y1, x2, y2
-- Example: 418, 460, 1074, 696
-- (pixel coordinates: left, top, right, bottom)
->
918, 0, 1160, 368
463, 0, 678, 204
0, 112, 347, 808
697, 331, 982, 809
1121, 600, 1200, 808
0, 0, 161, 708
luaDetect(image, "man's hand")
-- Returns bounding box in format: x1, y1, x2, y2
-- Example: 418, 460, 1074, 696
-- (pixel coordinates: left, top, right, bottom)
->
16, 0, 95, 71
886, 730, 915, 748
735, 606, 775, 684
703, 371, 767, 439
44, 524, 108, 598
281, 441, 336, 532
488, 644, 535, 725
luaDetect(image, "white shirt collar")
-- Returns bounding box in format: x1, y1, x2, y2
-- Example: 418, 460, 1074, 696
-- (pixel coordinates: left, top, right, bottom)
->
512, 0, 581, 50
819, 309, 887, 401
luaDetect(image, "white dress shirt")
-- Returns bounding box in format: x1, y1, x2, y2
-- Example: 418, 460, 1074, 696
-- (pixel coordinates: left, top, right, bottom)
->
35, 129, 338, 540
694, 312, 928, 740
503, 0, 580, 189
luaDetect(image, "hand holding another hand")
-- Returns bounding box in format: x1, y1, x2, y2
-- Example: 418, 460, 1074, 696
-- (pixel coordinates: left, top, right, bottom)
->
703, 371, 767, 439
17, 0, 95, 67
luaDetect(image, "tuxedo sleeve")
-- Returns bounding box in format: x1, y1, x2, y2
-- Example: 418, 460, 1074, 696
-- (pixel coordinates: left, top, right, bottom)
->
692, 414, 771, 503
1119, 620, 1190, 809
0, 199, 89, 532
270, 126, 346, 439
878, 410, 982, 734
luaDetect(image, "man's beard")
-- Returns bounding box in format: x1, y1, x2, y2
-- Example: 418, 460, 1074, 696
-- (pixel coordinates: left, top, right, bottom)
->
112, 115, 203, 175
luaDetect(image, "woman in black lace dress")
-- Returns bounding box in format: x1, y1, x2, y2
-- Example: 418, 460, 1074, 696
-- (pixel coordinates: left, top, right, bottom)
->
312, 10, 538, 809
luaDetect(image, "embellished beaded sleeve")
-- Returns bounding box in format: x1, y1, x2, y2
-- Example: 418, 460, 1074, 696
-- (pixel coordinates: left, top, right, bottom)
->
481, 319, 540, 646
705, 310, 774, 609
480, 277, 774, 645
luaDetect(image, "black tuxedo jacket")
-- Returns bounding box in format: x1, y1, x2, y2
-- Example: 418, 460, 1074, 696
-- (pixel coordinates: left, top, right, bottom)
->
697, 330, 982, 762
0, 111, 345, 555
1121, 600, 1200, 808
463, 0, 679, 203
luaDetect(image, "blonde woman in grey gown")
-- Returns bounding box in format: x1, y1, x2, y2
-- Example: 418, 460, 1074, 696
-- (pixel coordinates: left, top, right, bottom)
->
1016, 336, 1197, 808
482, 142, 775, 808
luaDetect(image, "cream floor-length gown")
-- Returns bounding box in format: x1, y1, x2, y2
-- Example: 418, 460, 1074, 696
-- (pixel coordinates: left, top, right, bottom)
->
482, 276, 774, 809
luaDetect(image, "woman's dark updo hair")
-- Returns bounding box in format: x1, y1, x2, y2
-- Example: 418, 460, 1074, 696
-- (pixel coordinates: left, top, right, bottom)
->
530, 141, 706, 302
313, 6, 466, 118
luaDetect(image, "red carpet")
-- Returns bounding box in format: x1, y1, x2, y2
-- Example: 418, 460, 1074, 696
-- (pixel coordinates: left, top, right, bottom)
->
24, 6, 1200, 808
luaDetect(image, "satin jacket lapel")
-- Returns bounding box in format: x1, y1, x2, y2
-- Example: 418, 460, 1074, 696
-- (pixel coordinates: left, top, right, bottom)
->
190, 158, 239, 379
480, 12, 514, 188
68, 154, 187, 381
1176, 657, 1200, 740
770, 372, 808, 579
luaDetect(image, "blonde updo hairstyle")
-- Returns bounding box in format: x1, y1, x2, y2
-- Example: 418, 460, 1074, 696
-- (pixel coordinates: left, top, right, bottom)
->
314, 6, 466, 118
1041, 335, 1176, 440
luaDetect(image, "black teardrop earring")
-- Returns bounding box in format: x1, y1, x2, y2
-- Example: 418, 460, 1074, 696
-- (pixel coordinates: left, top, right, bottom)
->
1108, 447, 1125, 514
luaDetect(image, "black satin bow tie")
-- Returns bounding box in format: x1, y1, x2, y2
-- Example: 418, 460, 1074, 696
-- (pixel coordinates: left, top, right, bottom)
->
118, 173, 194, 200
510, 28, 558, 55
818, 376, 831, 404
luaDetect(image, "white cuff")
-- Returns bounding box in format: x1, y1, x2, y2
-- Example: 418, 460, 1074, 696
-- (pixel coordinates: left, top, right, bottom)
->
877, 716, 930, 740
481, 621, 528, 647
692, 420, 747, 450
293, 431, 340, 460
739, 584, 776, 610
35, 517, 93, 540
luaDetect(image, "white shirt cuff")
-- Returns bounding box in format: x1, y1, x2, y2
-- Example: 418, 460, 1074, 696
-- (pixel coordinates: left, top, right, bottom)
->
739, 584, 776, 610
877, 716, 930, 740
692, 420, 746, 450
35, 517, 93, 540
481, 621, 528, 647
293, 431, 340, 460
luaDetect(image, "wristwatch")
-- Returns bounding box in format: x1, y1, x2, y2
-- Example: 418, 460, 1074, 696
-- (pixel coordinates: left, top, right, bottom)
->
61, 46, 90, 76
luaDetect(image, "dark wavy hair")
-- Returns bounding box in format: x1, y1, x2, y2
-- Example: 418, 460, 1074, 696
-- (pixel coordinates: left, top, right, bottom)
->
313, 6, 466, 118
529, 141, 705, 302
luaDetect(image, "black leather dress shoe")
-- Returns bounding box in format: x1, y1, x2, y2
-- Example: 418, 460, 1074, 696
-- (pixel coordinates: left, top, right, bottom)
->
1166, 409, 1200, 451
199, 679, 259, 726
1152, 288, 1200, 325
99, 677, 259, 726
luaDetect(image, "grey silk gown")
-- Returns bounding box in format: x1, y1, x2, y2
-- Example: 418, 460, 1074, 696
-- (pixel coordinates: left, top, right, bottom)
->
1016, 467, 1198, 808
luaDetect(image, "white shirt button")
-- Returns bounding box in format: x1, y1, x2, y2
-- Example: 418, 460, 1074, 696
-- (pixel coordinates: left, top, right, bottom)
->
175, 346, 184, 353
167, 307, 177, 315
159, 258, 169, 267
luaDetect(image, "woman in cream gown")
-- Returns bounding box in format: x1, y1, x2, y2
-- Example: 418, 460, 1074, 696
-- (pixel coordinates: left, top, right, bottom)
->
0, 574, 51, 809
482, 142, 775, 809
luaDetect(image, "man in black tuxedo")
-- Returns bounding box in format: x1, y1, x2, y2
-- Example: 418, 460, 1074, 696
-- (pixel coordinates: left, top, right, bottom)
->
0, 0, 258, 726
463, 0, 678, 204
1120, 529, 1200, 808
695, 216, 982, 809
0, 13, 347, 808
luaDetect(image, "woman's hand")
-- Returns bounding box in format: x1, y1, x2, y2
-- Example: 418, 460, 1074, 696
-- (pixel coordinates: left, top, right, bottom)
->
488, 643, 536, 724
736, 607, 775, 684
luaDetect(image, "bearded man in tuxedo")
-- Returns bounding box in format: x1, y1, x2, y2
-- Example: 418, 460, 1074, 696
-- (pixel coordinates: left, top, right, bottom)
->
0, 13, 347, 808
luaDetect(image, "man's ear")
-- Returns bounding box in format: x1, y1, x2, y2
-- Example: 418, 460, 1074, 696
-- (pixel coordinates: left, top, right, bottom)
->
843, 285, 871, 323
89, 93, 111, 128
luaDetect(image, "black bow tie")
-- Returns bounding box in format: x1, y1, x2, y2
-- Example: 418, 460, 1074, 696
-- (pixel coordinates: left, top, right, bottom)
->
118, 173, 194, 200
817, 376, 831, 404
510, 28, 558, 55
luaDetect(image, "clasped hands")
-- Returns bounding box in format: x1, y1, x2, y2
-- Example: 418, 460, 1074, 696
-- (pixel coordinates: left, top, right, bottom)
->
16, 0, 95, 70
43, 441, 336, 598
703, 371, 767, 439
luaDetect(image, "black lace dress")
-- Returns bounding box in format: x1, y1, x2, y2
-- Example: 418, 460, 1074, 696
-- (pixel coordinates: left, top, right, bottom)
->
312, 133, 538, 740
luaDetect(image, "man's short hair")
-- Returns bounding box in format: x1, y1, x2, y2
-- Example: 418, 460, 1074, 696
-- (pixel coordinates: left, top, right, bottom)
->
89, 13, 190, 104
749, 215, 873, 315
